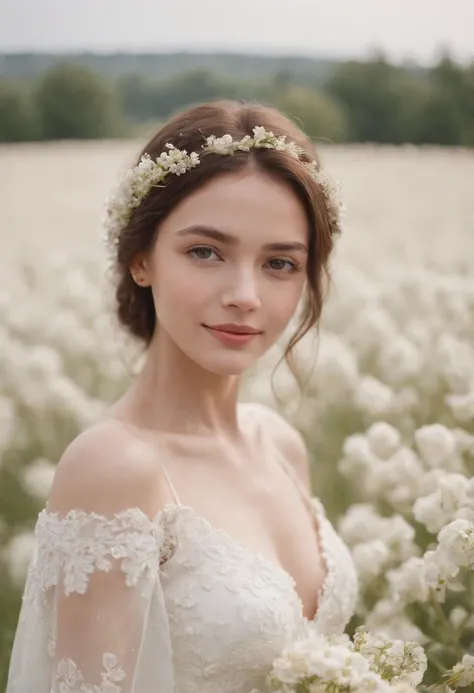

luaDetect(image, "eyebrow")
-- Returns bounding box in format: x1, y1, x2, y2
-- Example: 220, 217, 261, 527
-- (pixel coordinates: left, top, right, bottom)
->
176, 225, 308, 254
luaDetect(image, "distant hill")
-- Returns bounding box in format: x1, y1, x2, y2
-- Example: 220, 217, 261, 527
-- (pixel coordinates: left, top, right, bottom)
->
0, 51, 338, 87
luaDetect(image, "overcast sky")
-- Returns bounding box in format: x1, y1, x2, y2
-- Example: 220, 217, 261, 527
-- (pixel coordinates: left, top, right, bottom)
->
0, 0, 473, 65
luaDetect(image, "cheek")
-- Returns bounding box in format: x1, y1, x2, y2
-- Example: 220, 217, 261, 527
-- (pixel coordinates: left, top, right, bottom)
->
266, 280, 305, 326
172, 275, 203, 307
153, 261, 210, 317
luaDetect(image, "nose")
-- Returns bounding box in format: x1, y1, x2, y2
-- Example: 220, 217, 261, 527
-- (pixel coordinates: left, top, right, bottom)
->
221, 265, 261, 312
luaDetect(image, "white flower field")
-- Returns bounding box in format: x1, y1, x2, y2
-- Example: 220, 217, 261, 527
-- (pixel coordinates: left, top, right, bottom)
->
0, 141, 473, 689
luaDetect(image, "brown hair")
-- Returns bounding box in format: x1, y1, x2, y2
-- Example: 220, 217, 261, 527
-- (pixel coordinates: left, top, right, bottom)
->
114, 99, 339, 387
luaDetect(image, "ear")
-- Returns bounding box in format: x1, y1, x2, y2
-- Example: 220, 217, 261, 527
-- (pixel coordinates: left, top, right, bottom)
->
129, 253, 152, 287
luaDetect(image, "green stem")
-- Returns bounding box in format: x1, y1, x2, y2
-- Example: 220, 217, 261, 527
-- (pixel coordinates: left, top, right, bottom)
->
418, 685, 445, 693
426, 650, 448, 676
430, 594, 464, 659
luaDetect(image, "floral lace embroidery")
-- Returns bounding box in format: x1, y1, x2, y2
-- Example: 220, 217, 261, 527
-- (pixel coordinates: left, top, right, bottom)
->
160, 500, 357, 634
29, 508, 164, 597
156, 501, 358, 693
159, 504, 303, 693
11, 496, 357, 693
52, 653, 125, 693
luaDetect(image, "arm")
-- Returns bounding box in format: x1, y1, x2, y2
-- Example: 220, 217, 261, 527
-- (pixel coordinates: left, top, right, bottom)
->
6, 422, 174, 693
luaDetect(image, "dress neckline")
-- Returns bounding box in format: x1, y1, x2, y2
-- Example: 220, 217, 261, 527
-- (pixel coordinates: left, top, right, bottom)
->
39, 495, 334, 625
157, 496, 332, 625
88, 405, 331, 622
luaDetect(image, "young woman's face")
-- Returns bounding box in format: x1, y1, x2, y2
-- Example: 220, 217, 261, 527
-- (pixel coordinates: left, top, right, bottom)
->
144, 168, 309, 376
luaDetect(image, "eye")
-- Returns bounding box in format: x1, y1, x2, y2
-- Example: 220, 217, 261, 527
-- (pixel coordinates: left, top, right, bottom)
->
187, 245, 221, 261
267, 258, 300, 273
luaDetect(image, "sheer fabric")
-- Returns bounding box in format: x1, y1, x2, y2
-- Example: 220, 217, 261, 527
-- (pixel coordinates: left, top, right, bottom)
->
7, 507, 175, 692
6, 405, 358, 693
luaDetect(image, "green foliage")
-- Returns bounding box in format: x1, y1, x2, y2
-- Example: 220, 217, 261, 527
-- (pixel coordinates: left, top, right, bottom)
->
429, 57, 474, 146
324, 57, 414, 143
272, 84, 348, 142
118, 69, 349, 142
0, 53, 472, 145
324, 54, 474, 147
35, 62, 125, 140
152, 69, 237, 117
0, 80, 37, 141
119, 69, 241, 123
117, 73, 161, 123
411, 87, 465, 145
0, 51, 336, 87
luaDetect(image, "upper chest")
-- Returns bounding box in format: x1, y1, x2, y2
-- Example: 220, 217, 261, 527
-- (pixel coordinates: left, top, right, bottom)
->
159, 439, 326, 621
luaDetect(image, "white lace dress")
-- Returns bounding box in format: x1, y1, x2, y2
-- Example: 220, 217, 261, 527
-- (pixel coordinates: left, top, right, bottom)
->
6, 415, 358, 693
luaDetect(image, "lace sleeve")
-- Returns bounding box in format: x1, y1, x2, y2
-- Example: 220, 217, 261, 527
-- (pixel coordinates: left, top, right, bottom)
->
6, 506, 175, 693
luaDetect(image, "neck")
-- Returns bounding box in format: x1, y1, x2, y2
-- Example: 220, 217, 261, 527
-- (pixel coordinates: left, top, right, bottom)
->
124, 329, 244, 438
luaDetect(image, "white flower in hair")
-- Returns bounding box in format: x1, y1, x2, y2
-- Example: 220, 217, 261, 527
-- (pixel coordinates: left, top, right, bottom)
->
103, 126, 345, 268
205, 133, 236, 153
253, 126, 269, 142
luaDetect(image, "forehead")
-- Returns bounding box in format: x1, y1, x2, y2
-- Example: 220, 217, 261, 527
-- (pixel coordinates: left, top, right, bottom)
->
159, 169, 309, 243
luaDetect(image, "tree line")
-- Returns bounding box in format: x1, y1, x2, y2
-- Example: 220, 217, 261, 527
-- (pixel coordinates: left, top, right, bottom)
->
0, 54, 472, 146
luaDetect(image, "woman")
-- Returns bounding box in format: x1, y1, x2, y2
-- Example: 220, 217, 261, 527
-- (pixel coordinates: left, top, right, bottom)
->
6, 100, 357, 693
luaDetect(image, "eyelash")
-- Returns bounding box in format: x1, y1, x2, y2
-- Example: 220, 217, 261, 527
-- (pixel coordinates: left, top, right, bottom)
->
186, 245, 302, 274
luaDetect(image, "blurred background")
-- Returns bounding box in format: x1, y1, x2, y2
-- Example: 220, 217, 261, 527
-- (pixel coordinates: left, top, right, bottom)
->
1, 1, 474, 688
1, 0, 474, 146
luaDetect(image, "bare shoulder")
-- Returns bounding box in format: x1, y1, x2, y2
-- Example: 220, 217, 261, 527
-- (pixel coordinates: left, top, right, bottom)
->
47, 419, 167, 518
244, 402, 312, 493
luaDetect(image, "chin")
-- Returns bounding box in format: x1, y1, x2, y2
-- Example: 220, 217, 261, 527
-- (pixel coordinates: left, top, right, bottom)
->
198, 353, 259, 377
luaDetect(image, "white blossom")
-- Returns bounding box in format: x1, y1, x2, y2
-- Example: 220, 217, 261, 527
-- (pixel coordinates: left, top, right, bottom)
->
423, 548, 459, 600
435, 334, 474, 395
340, 507, 417, 566
346, 307, 398, 357
310, 334, 359, 401
352, 540, 390, 582
449, 606, 473, 630
378, 336, 422, 385
415, 424, 457, 468
452, 428, 474, 456
446, 392, 474, 422
2, 531, 36, 587
437, 518, 474, 569
267, 632, 395, 693
20, 458, 56, 500
339, 435, 378, 476
451, 654, 474, 687
355, 377, 394, 418
387, 557, 429, 604
365, 599, 428, 644
413, 473, 471, 533
374, 447, 425, 505
352, 630, 427, 686
417, 468, 447, 495
24, 345, 63, 382
338, 504, 384, 545
378, 515, 417, 562
366, 422, 401, 460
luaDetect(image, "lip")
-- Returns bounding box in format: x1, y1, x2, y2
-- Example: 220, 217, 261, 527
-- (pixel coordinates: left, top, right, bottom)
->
204, 323, 262, 334
203, 325, 261, 347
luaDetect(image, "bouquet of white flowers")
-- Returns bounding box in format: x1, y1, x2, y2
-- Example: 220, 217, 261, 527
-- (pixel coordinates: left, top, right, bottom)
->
252, 629, 426, 693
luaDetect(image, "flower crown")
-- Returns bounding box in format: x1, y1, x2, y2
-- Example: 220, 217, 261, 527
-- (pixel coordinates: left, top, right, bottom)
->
104, 126, 344, 264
